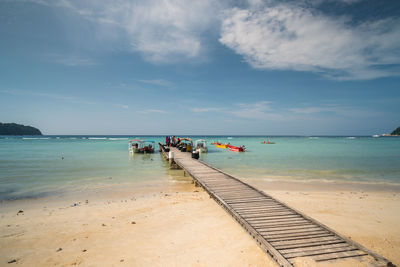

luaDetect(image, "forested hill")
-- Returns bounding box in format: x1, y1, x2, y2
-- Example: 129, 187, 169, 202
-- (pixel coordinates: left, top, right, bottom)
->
391, 127, 400, 136
0, 123, 42, 135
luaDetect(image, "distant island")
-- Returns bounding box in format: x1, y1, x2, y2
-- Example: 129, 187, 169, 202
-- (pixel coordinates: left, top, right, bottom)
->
391, 127, 400, 136
0, 122, 42, 135
381, 126, 400, 136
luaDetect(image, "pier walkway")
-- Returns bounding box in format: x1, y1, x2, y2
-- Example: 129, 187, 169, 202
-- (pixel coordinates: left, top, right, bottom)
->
159, 144, 392, 267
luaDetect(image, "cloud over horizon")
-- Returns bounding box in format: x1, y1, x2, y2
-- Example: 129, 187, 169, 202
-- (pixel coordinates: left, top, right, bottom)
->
219, 2, 400, 80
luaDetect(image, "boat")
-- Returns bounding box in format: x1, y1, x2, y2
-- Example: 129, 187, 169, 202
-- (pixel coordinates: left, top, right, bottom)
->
129, 139, 155, 153
227, 144, 246, 152
195, 139, 208, 153
215, 142, 229, 148
261, 140, 275, 144
177, 138, 193, 152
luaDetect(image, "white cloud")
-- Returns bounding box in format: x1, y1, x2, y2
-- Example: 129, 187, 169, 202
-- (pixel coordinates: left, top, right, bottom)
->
191, 107, 223, 112
219, 3, 400, 80
138, 79, 174, 88
231, 101, 284, 120
139, 109, 168, 114
191, 101, 284, 120
40, 0, 222, 63
290, 106, 340, 114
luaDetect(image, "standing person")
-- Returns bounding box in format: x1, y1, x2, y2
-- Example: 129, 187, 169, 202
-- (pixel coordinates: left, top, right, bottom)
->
165, 136, 168, 146
172, 136, 176, 146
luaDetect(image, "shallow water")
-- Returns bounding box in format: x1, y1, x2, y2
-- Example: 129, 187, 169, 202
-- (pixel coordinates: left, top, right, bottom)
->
1, 135, 399, 200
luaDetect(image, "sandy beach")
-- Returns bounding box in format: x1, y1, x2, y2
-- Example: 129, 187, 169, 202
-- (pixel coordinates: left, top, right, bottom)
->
1, 178, 399, 267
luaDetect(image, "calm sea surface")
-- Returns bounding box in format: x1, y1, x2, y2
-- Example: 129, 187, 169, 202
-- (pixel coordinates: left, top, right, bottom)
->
1, 136, 399, 200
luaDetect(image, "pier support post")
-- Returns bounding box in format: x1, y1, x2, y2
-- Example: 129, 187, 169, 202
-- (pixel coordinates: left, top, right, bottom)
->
168, 151, 174, 168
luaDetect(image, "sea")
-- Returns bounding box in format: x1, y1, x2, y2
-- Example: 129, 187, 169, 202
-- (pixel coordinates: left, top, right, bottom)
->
1, 135, 399, 201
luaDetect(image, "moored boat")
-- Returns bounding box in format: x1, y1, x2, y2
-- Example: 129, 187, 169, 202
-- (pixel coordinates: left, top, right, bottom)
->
261, 140, 275, 144
177, 138, 193, 152
195, 139, 208, 153
129, 139, 155, 154
227, 144, 246, 152
215, 142, 230, 148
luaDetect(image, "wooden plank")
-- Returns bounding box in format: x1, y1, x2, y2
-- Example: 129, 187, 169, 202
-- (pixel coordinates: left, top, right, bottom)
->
244, 213, 298, 220
213, 190, 258, 194
219, 195, 268, 200
221, 194, 264, 200
309, 250, 369, 262
246, 216, 302, 223
229, 201, 279, 207
280, 242, 352, 254
253, 222, 311, 230
242, 212, 296, 219
247, 215, 302, 223
252, 221, 313, 229
260, 227, 326, 237
224, 197, 270, 203
213, 190, 258, 195
226, 198, 272, 205
235, 208, 287, 214
273, 239, 345, 250
237, 208, 290, 215
285, 247, 359, 259
235, 209, 290, 214
233, 204, 284, 210
255, 224, 317, 232
266, 233, 334, 242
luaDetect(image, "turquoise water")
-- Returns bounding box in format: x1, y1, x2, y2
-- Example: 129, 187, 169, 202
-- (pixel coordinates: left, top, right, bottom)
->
1, 136, 399, 200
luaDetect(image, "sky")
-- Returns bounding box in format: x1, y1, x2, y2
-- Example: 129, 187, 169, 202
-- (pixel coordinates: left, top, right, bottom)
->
0, 0, 399, 135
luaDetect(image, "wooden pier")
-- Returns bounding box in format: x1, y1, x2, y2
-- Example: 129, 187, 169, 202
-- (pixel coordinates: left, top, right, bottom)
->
159, 143, 393, 267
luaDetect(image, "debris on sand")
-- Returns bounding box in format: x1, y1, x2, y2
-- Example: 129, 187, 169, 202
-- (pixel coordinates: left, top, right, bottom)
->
131, 221, 136, 224
56, 248, 62, 252
8, 259, 17, 264
17, 210, 23, 215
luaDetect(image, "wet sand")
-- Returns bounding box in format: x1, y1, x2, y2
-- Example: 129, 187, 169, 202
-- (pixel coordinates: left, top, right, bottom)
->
1, 179, 399, 266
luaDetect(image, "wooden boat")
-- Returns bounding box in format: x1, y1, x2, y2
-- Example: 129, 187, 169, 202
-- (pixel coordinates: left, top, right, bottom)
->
227, 144, 246, 152
129, 139, 155, 153
195, 139, 208, 153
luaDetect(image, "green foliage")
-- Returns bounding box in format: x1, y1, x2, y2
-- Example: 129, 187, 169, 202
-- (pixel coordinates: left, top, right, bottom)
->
0, 122, 42, 135
391, 127, 400, 135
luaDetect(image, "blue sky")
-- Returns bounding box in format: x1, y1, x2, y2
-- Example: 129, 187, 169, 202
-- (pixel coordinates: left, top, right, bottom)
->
0, 0, 399, 135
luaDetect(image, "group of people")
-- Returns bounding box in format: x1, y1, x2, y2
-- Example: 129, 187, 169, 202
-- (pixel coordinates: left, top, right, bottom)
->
165, 136, 179, 147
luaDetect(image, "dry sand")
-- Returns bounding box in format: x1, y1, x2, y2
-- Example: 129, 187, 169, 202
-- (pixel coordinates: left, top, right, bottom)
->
1, 179, 399, 266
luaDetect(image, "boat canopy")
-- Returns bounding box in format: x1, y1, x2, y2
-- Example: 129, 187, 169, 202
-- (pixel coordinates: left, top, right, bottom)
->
179, 138, 193, 144
129, 139, 143, 143
195, 139, 207, 145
